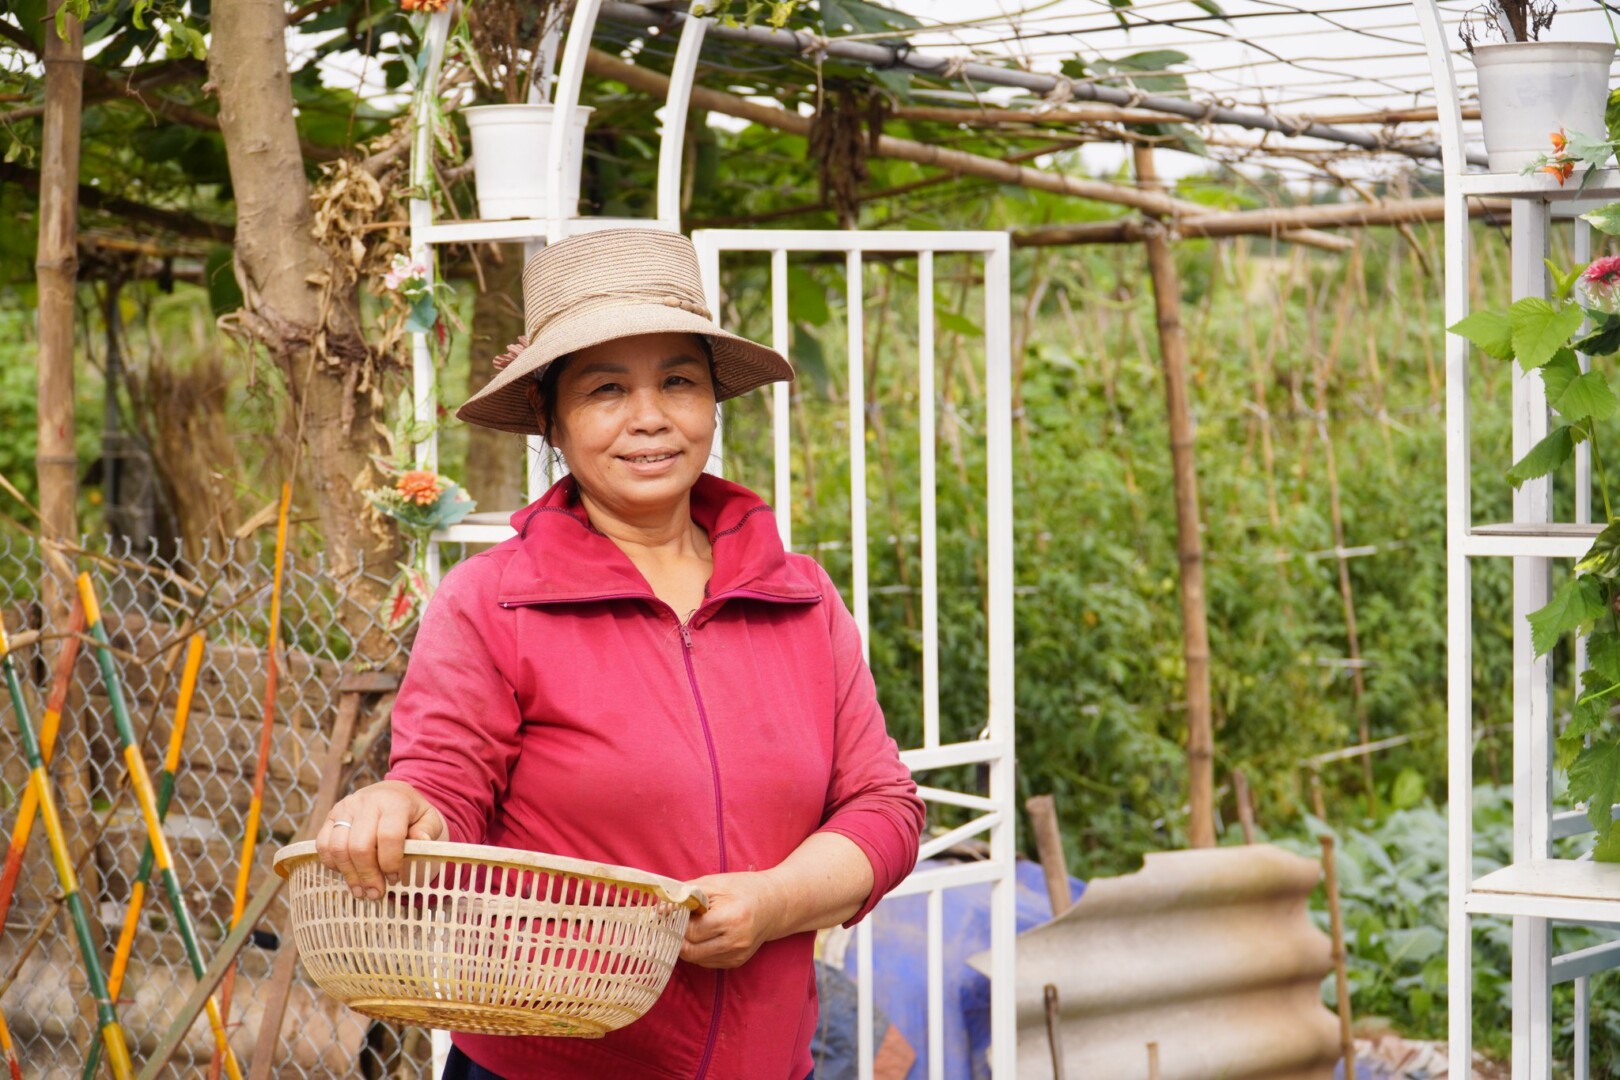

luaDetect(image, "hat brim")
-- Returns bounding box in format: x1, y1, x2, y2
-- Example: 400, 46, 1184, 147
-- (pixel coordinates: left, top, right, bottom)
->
456, 304, 794, 436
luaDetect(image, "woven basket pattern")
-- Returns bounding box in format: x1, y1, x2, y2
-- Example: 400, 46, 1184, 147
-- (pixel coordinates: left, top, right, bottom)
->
281, 847, 694, 1038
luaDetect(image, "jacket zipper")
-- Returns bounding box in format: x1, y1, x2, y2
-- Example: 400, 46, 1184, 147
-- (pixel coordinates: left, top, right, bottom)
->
680, 618, 727, 1080
500, 589, 821, 1078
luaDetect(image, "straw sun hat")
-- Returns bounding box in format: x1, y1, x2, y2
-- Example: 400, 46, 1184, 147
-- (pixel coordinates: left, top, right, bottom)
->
456, 229, 794, 435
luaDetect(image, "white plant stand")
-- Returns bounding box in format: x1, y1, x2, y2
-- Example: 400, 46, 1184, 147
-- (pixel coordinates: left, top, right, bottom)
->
1413, 3, 1619, 1075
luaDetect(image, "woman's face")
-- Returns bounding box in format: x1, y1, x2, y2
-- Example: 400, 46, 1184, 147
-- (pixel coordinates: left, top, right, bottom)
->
548, 332, 717, 519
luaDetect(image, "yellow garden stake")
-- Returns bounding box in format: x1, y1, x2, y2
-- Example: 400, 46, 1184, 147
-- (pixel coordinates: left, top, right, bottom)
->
213, 480, 292, 1080
75, 577, 243, 1080
0, 618, 134, 1080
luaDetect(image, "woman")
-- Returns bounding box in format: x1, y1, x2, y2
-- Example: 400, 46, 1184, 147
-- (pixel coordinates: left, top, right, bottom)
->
317, 229, 926, 1080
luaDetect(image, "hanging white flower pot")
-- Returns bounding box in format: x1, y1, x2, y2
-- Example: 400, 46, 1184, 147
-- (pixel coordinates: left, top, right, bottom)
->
1471, 41, 1615, 172
462, 104, 594, 219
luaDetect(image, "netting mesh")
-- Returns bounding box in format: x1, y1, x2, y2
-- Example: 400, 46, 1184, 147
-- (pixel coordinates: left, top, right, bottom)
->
0, 533, 441, 1079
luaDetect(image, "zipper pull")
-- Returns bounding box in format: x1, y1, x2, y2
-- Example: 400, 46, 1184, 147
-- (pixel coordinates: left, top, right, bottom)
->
679, 621, 693, 649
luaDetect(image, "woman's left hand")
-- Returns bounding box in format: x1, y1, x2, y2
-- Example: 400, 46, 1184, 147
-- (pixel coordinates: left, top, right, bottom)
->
680, 871, 785, 970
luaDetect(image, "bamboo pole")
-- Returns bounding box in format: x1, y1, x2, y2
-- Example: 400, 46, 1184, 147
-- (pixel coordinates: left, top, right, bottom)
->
583, 48, 1347, 252
78, 582, 243, 1080
1134, 145, 1216, 850
1013, 196, 1510, 247
212, 480, 292, 1077
1320, 834, 1357, 1078
0, 620, 133, 1079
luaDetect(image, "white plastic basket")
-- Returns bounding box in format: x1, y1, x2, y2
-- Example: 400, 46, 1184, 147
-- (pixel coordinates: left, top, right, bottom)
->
273, 840, 707, 1037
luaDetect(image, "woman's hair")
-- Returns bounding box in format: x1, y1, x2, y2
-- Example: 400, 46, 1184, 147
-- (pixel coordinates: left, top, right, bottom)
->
530, 334, 717, 442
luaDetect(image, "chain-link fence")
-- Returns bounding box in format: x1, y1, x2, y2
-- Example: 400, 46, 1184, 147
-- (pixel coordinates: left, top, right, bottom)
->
0, 533, 439, 1079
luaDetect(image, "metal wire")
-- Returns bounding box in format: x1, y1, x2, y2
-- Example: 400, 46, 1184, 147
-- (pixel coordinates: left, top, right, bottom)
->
0, 534, 434, 1078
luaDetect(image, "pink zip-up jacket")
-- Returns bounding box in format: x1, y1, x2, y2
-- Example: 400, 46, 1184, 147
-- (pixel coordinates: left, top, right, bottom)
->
386, 473, 925, 1080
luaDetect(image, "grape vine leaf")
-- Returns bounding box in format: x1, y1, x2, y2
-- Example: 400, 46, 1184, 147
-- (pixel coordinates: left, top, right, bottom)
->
1589, 633, 1620, 684
1449, 310, 1515, 360
1528, 573, 1606, 656
1577, 520, 1620, 579
1569, 741, 1620, 840
1582, 203, 1620, 236
1510, 297, 1586, 370
1577, 315, 1620, 357
1539, 348, 1581, 402
1553, 370, 1620, 422
1505, 424, 1576, 490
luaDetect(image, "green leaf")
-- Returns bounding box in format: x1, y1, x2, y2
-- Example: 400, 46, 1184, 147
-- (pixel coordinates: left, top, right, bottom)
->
1569, 741, 1620, 840
1547, 259, 1584, 302
937, 310, 983, 338
1506, 424, 1576, 490
1590, 632, 1620, 683
1509, 297, 1586, 370
1449, 310, 1515, 360
1553, 370, 1620, 421
1576, 314, 1620, 356
1582, 203, 1620, 236
1389, 767, 1425, 810
1594, 827, 1620, 861
1579, 522, 1620, 582
787, 265, 829, 326
1539, 348, 1581, 401
404, 292, 437, 334
1527, 573, 1606, 656
1190, 0, 1227, 16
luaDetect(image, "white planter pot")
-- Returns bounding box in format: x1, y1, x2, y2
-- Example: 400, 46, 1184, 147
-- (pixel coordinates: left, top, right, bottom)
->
1471, 40, 1615, 172
462, 104, 594, 220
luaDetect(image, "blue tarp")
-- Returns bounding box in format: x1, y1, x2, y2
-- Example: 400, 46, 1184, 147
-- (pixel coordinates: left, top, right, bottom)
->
838, 858, 1085, 1080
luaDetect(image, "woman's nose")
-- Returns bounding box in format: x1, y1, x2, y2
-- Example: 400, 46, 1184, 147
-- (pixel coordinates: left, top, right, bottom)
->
626, 388, 673, 432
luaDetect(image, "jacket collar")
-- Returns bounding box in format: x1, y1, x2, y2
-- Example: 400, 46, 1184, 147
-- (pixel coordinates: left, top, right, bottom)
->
496, 474, 820, 608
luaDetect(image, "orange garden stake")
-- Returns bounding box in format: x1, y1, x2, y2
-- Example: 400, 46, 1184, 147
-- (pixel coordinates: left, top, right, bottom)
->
212, 481, 292, 1079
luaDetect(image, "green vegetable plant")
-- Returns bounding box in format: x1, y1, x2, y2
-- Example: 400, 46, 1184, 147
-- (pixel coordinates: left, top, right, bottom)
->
1451, 132, 1620, 860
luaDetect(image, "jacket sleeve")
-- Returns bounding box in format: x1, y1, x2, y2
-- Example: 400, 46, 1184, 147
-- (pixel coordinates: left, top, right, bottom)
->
810, 563, 926, 927
384, 555, 523, 845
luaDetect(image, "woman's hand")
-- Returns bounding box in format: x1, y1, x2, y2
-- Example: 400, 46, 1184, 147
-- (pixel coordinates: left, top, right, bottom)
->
679, 871, 786, 970
316, 780, 447, 900
492, 333, 530, 371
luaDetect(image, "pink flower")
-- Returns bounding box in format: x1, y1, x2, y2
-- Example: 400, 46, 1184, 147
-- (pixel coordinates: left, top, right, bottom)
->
383, 254, 430, 292
1583, 256, 1620, 313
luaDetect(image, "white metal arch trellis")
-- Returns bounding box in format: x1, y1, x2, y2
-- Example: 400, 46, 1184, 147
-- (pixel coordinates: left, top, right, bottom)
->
405, 4, 1020, 1078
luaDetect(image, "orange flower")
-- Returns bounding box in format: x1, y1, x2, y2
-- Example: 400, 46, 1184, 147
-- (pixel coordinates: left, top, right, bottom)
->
1552, 128, 1569, 152
397, 470, 444, 506
401, 0, 449, 10
1541, 159, 1575, 186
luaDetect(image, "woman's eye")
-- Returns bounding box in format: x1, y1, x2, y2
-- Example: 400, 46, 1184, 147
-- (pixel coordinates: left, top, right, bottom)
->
591, 382, 624, 395
666, 375, 693, 387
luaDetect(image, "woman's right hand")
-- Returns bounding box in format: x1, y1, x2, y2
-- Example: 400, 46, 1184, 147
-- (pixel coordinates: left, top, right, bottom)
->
316, 780, 448, 899
492, 333, 530, 371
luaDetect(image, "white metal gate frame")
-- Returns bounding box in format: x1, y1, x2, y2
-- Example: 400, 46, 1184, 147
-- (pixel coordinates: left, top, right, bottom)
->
692, 228, 1019, 1080
407, 2, 1021, 1075
1413, 2, 1620, 1076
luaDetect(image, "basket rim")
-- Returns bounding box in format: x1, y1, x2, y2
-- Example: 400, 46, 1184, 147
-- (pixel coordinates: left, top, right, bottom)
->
272, 839, 708, 911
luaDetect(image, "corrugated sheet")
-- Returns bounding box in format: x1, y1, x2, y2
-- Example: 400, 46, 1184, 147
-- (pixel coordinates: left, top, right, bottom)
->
970, 845, 1341, 1080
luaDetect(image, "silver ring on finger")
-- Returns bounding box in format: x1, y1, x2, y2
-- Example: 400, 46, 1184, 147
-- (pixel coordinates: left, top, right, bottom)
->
331, 820, 354, 829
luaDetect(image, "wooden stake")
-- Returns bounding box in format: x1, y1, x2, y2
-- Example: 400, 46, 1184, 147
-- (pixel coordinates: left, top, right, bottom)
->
1232, 768, 1257, 844
1147, 1041, 1162, 1080
1134, 145, 1216, 850
1025, 794, 1073, 917
1043, 984, 1067, 1080
1320, 835, 1357, 1079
